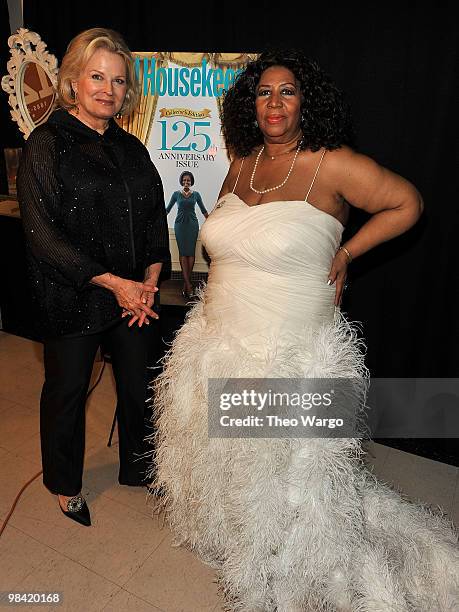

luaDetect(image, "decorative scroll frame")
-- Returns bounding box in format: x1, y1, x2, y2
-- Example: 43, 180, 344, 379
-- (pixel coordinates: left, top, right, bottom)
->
1, 28, 58, 139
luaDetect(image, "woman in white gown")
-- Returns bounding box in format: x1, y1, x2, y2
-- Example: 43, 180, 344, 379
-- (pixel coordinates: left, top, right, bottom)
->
149, 50, 459, 611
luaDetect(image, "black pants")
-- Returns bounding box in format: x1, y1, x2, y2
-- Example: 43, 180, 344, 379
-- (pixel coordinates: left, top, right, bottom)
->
40, 320, 157, 496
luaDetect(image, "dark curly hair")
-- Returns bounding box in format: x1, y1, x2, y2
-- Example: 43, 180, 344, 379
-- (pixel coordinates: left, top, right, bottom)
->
179, 171, 194, 186
221, 49, 353, 158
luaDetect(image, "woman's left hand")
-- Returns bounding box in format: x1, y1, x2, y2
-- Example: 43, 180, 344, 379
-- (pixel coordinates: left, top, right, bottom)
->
122, 287, 156, 327
327, 248, 349, 306
122, 263, 163, 327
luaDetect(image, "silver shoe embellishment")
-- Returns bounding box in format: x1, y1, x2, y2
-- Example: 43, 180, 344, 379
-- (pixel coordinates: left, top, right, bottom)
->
67, 495, 85, 512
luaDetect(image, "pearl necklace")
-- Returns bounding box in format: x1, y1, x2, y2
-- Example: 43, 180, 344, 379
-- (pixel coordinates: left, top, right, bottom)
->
250, 144, 301, 194
265, 147, 297, 160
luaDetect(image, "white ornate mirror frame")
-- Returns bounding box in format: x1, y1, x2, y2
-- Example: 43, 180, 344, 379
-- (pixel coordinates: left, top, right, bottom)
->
1, 28, 58, 139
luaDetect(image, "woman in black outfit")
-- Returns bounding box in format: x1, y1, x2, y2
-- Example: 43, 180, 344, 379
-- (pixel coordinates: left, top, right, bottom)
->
17, 27, 170, 526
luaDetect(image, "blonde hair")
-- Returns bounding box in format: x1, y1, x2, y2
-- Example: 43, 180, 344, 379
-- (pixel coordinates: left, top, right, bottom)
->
57, 27, 139, 116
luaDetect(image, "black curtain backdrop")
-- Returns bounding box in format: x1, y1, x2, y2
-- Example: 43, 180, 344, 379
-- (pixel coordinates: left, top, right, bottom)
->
10, 1, 459, 374
2, 2, 458, 460
0, 1, 23, 192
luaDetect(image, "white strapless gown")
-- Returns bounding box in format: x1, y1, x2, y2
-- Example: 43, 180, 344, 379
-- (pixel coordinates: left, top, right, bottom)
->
151, 193, 459, 611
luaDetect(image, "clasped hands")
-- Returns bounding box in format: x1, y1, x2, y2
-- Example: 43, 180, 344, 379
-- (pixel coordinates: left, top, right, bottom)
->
112, 277, 158, 328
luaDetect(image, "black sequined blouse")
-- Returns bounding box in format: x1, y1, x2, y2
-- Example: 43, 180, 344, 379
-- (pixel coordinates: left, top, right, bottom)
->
17, 108, 171, 337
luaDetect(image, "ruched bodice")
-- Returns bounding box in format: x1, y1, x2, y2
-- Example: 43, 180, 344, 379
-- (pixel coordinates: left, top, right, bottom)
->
200, 192, 343, 343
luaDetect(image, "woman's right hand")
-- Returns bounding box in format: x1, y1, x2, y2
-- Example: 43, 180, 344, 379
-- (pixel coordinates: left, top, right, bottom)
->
111, 277, 158, 322
91, 272, 159, 326
327, 248, 350, 306
121, 285, 157, 327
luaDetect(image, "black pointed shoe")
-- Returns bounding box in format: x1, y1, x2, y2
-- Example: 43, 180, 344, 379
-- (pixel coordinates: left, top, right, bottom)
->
59, 495, 91, 527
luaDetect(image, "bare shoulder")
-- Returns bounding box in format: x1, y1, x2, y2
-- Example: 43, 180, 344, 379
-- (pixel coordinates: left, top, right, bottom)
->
324, 145, 423, 214
325, 145, 414, 190
325, 145, 418, 187
324, 145, 384, 177
218, 156, 245, 198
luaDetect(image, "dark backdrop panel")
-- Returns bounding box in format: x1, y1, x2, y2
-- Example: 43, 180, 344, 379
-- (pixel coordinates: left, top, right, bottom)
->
14, 3, 459, 379
0, 1, 23, 193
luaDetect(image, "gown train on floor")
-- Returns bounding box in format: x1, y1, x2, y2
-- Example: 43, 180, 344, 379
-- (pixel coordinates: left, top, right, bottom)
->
149, 193, 459, 611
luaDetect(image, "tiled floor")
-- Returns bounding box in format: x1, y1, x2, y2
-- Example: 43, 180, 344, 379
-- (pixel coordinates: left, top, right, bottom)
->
0, 331, 458, 611
160, 278, 206, 306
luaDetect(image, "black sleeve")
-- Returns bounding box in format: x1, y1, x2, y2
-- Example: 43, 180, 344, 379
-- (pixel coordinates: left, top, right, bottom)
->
144, 162, 171, 281
17, 126, 107, 290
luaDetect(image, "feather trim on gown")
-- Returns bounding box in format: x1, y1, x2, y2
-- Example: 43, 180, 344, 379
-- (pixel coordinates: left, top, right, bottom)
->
148, 194, 459, 611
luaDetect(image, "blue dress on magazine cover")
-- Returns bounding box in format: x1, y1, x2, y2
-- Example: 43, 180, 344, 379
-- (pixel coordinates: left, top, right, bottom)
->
166, 190, 207, 256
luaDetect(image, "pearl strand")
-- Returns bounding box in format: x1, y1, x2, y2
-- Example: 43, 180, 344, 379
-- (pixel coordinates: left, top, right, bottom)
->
266, 147, 297, 160
249, 144, 301, 194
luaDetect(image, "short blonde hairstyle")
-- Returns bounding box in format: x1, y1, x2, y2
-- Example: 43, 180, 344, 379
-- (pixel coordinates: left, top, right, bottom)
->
57, 27, 139, 116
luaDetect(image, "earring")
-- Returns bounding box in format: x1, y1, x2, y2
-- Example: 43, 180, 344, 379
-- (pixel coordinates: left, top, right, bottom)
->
254, 119, 258, 128
74, 91, 79, 115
